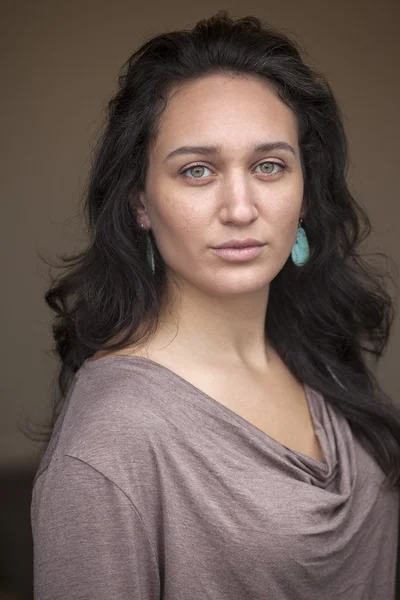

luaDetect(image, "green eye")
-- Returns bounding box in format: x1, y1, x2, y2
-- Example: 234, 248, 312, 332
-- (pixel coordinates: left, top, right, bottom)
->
181, 165, 213, 179
179, 160, 285, 181
254, 161, 284, 175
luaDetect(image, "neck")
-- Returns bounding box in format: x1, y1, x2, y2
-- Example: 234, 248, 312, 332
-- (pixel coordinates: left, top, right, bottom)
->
153, 276, 273, 372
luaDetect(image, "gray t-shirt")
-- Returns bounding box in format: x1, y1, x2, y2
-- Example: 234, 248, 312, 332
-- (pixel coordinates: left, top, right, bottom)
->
31, 355, 399, 599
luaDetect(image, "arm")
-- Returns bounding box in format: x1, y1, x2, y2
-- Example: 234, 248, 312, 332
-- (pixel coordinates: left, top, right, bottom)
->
31, 455, 160, 600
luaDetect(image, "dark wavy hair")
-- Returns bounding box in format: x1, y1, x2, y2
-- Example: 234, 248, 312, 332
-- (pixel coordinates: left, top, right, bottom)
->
29, 11, 400, 488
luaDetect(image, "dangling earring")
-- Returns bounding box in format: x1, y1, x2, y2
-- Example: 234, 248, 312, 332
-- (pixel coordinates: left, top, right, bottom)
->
291, 218, 310, 267
140, 223, 155, 274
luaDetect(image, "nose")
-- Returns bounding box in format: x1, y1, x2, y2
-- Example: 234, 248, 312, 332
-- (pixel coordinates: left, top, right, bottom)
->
219, 173, 259, 225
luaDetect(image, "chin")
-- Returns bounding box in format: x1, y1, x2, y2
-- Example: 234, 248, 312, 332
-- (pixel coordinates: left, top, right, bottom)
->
201, 273, 272, 296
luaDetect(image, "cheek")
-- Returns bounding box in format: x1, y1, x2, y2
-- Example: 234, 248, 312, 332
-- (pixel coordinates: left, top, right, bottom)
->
149, 194, 196, 258
267, 196, 303, 252
271, 219, 298, 259
152, 186, 207, 238
278, 175, 303, 217
268, 194, 302, 229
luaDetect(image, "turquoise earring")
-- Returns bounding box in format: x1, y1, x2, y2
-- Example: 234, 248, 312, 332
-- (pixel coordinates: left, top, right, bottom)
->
146, 234, 155, 274
291, 219, 310, 267
140, 223, 155, 274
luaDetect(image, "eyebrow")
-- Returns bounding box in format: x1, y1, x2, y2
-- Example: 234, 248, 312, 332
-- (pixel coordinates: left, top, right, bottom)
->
163, 141, 296, 163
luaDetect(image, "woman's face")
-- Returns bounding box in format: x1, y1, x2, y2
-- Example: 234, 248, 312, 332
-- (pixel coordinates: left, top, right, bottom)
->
138, 73, 304, 296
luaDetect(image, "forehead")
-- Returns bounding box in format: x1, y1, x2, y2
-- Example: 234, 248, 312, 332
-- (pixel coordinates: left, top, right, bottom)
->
151, 73, 299, 158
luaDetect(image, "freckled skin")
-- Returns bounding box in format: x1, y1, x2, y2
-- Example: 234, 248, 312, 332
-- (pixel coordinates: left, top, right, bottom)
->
135, 73, 305, 365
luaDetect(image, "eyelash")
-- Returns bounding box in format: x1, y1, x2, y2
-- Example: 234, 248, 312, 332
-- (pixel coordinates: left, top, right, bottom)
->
179, 161, 286, 181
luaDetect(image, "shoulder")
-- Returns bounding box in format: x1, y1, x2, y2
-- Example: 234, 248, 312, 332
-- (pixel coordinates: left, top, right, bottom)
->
68, 356, 165, 433
36, 357, 174, 488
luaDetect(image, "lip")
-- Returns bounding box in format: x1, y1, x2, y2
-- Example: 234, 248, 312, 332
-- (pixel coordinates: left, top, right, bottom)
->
211, 245, 264, 262
212, 238, 264, 249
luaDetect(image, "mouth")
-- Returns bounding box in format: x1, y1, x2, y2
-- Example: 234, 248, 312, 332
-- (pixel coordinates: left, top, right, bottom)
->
210, 245, 264, 262
230, 245, 258, 248
212, 238, 265, 249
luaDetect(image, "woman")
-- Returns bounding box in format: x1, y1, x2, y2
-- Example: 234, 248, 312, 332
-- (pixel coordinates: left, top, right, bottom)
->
31, 11, 400, 599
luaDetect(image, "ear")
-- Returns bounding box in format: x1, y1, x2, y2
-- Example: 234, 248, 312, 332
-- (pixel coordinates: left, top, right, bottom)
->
135, 191, 151, 228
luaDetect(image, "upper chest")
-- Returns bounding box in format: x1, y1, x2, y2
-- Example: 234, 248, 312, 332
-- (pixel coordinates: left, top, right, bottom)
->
93, 346, 325, 463
171, 361, 324, 463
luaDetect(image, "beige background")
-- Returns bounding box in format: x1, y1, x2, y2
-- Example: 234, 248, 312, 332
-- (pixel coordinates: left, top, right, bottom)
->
1, 0, 399, 468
